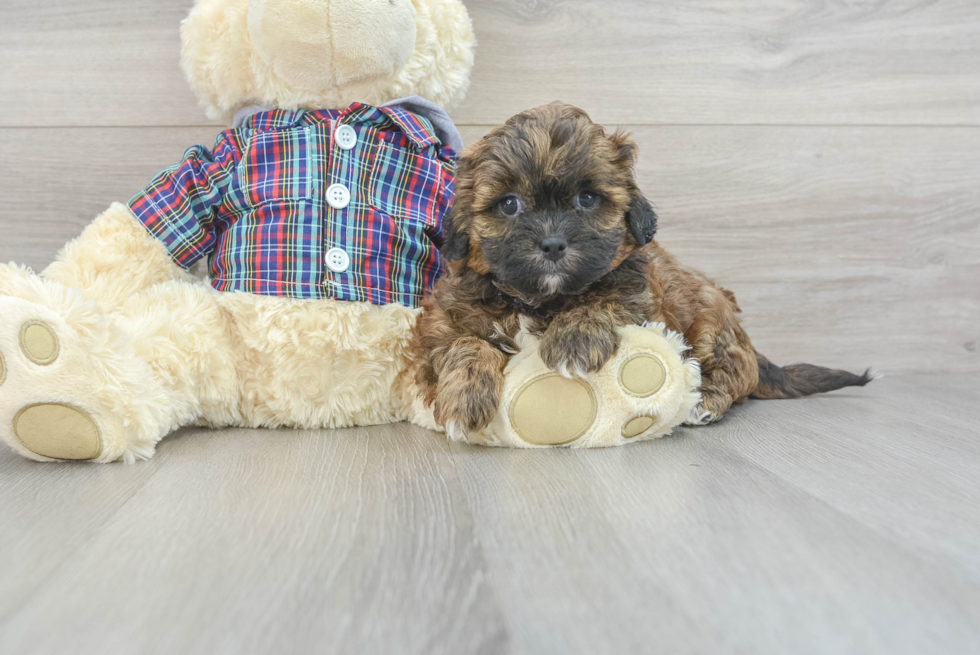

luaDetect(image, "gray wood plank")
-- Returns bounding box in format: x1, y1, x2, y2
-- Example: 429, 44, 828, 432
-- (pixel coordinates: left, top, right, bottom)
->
0, 0, 208, 128
3, 125, 977, 373
448, 373, 980, 655
0, 126, 220, 269
0, 424, 511, 655
0, 438, 166, 622
718, 375, 980, 578
625, 125, 980, 375
456, 0, 980, 126
2, 0, 980, 127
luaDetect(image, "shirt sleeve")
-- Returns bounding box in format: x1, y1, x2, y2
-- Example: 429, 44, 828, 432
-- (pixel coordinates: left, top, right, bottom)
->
128, 131, 242, 268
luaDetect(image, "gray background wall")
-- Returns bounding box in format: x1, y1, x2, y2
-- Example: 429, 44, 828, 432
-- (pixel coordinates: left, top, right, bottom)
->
1, 0, 978, 375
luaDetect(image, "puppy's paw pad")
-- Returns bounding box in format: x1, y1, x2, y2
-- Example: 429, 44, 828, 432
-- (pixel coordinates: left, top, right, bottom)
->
0, 349, 6, 387
618, 353, 667, 398
13, 403, 103, 460
19, 320, 59, 366
509, 373, 597, 446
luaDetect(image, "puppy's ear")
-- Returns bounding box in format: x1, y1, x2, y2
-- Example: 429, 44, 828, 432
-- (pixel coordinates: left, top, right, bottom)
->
609, 131, 639, 168
440, 206, 470, 262
626, 194, 657, 246
608, 131, 656, 245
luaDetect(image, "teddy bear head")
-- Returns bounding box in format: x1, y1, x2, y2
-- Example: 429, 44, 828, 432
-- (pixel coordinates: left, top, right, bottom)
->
181, 0, 476, 123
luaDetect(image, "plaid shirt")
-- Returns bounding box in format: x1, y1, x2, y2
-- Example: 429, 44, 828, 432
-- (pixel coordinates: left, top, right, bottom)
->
128, 103, 456, 307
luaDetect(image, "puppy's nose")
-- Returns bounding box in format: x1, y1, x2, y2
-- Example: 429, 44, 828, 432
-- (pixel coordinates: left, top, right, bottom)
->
539, 236, 568, 262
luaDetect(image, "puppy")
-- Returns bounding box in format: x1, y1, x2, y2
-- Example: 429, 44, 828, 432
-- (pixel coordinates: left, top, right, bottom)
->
410, 102, 871, 439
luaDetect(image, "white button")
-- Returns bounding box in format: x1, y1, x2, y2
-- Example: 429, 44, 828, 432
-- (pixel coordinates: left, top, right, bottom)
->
325, 247, 350, 273
326, 183, 350, 209
335, 124, 357, 150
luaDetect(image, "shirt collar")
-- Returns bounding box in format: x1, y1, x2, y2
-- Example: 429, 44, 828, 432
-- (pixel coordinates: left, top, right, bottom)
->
233, 101, 445, 152
235, 107, 306, 130
336, 102, 441, 151
379, 106, 442, 151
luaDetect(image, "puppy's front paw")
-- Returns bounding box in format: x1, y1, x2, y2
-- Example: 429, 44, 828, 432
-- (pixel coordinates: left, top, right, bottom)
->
433, 370, 501, 441
684, 404, 716, 426
540, 321, 621, 378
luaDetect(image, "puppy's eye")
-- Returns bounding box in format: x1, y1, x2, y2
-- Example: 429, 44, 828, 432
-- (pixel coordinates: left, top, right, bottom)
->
498, 195, 523, 217
576, 191, 600, 210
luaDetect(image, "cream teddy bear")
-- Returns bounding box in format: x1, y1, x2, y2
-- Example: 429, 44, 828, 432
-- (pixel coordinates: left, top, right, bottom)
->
0, 0, 699, 463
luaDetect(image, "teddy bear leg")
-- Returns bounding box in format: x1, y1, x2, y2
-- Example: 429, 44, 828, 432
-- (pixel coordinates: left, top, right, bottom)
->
0, 270, 240, 463
470, 323, 703, 448
112, 280, 242, 433
42, 202, 193, 313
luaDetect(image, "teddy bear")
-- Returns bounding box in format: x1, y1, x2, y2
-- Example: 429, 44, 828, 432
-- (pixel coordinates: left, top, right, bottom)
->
0, 0, 700, 463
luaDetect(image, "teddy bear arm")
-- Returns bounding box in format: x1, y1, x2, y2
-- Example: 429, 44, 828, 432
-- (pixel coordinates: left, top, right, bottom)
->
42, 203, 190, 313
44, 134, 239, 313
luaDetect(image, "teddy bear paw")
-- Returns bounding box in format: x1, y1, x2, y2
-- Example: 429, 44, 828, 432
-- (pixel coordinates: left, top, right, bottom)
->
473, 323, 703, 448
3, 318, 103, 460
0, 298, 106, 460
0, 289, 166, 463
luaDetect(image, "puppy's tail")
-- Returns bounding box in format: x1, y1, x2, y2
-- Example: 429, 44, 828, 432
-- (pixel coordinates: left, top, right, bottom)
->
751, 352, 875, 400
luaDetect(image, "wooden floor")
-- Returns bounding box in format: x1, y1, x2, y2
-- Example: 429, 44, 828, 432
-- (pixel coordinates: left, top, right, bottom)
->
1, 0, 979, 652
0, 374, 978, 654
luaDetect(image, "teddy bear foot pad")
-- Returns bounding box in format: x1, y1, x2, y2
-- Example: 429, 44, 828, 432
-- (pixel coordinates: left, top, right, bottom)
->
13, 403, 103, 461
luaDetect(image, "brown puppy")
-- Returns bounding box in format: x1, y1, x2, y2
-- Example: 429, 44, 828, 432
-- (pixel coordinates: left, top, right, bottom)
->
410, 102, 871, 438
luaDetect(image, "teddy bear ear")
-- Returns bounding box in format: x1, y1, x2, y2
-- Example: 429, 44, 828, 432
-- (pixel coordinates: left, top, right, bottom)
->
626, 194, 658, 246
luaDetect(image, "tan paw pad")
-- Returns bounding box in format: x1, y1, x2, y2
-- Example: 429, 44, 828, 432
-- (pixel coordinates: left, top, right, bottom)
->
622, 415, 657, 439
20, 321, 60, 366
509, 373, 597, 446
13, 404, 103, 460
619, 354, 666, 398
0, 350, 6, 386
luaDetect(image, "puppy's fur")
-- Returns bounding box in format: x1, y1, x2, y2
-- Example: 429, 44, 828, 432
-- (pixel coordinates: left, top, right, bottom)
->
410, 102, 871, 436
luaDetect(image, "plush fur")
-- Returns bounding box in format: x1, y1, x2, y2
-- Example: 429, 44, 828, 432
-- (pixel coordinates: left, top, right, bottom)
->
410, 102, 872, 435
0, 0, 474, 462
